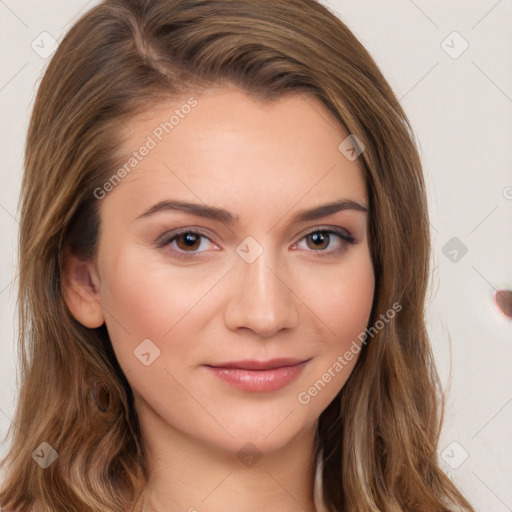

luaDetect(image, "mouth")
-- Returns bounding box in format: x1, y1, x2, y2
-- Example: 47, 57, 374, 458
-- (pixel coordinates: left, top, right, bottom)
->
203, 358, 311, 393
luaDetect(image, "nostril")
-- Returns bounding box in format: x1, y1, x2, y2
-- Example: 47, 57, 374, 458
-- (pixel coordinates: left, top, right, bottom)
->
494, 290, 512, 320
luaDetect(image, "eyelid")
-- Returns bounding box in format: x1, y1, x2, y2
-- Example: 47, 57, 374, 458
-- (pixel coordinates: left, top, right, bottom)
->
155, 226, 217, 248
299, 225, 355, 242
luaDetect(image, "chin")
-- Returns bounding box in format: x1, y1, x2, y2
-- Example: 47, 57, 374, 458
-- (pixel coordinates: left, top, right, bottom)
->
191, 405, 319, 457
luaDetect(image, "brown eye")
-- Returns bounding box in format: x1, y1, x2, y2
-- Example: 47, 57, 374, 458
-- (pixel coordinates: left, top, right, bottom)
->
175, 232, 202, 251
293, 228, 356, 258
306, 232, 330, 250
157, 229, 215, 259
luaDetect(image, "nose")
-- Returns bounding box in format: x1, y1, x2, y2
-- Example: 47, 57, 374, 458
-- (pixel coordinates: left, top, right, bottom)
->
223, 247, 300, 338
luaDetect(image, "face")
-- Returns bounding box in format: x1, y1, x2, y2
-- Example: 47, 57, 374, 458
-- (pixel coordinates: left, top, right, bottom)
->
89, 87, 374, 456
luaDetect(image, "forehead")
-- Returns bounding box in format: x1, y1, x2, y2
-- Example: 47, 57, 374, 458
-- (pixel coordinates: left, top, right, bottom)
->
104, 88, 367, 223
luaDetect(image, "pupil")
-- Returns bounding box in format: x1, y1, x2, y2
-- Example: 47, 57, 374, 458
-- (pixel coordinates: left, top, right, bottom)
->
184, 233, 197, 246
312, 233, 321, 243
311, 233, 327, 248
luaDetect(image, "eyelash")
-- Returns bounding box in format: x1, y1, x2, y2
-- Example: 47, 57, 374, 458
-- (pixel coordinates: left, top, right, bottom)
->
156, 227, 356, 261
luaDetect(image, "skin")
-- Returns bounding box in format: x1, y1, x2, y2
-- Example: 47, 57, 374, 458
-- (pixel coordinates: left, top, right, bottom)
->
63, 86, 375, 512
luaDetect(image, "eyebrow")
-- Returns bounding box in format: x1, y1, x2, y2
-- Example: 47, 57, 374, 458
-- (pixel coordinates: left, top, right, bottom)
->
135, 198, 368, 225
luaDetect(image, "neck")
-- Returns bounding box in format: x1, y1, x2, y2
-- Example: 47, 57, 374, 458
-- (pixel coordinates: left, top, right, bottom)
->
136, 396, 322, 512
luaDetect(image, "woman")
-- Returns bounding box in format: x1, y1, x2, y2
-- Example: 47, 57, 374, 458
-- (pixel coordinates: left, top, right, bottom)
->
0, 1, 476, 511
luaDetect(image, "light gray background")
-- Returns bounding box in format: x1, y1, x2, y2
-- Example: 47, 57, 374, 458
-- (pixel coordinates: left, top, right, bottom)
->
0, 1, 511, 510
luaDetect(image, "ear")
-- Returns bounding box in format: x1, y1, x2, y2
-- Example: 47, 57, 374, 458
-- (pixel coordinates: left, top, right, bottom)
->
61, 246, 105, 328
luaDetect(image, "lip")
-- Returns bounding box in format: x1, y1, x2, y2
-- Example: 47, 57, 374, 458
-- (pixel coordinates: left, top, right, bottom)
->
204, 358, 311, 392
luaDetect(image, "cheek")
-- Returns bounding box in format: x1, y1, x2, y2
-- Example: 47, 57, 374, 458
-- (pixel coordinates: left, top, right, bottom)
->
335, 264, 374, 344
306, 249, 375, 348
295, 253, 374, 410
97, 251, 195, 367
97, 247, 233, 382
308, 253, 373, 373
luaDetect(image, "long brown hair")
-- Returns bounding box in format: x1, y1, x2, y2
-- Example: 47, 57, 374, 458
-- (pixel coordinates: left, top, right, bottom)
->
1, 1, 475, 511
